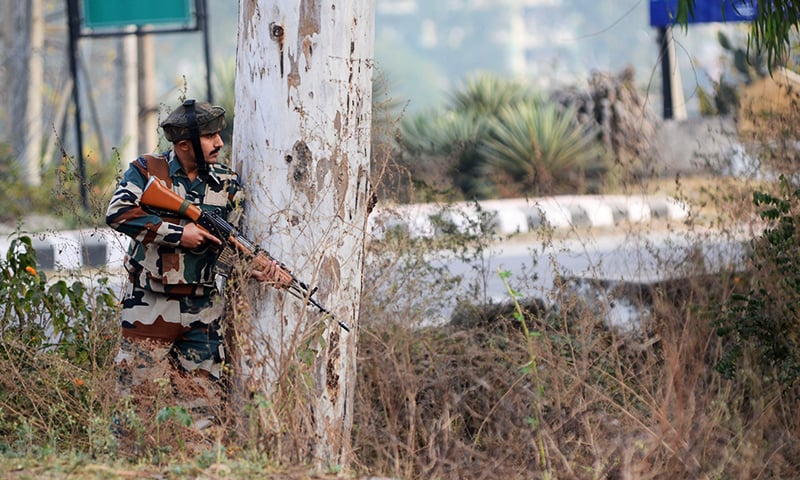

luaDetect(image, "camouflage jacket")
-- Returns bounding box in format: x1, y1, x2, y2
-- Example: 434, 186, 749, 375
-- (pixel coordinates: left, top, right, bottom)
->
106, 151, 244, 297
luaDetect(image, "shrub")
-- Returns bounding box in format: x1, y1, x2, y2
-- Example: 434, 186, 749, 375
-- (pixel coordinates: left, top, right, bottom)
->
0, 234, 119, 454
717, 177, 800, 385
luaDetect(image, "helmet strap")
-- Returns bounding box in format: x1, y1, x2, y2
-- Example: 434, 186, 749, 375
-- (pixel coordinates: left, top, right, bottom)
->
182, 99, 207, 178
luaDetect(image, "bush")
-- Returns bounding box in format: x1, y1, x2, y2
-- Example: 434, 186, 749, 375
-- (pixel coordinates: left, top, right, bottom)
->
0, 234, 119, 455
718, 177, 800, 385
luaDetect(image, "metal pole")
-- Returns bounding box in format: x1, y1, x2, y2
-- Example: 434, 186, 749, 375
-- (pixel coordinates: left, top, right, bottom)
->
66, 0, 88, 210
658, 26, 673, 120
199, 0, 213, 102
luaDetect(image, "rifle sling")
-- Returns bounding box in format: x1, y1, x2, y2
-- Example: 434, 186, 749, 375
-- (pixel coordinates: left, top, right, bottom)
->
134, 153, 181, 224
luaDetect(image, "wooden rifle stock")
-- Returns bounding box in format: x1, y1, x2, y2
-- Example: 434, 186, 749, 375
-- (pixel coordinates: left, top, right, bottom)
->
140, 177, 204, 223
139, 177, 350, 331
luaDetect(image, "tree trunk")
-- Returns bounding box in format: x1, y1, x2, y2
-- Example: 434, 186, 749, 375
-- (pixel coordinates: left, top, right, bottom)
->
12, 0, 43, 186
118, 33, 138, 165
137, 34, 158, 153
232, 0, 374, 467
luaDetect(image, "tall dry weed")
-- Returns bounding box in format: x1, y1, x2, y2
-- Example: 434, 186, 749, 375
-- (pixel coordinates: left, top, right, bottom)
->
352, 78, 800, 477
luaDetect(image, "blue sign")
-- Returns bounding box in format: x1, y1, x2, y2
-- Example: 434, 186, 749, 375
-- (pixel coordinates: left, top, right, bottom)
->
650, 0, 758, 26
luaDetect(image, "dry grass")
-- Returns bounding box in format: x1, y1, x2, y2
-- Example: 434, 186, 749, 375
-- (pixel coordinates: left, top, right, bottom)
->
351, 262, 800, 479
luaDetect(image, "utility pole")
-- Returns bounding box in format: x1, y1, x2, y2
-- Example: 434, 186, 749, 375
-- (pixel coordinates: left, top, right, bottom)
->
232, 0, 375, 468
66, 0, 88, 209
658, 25, 687, 120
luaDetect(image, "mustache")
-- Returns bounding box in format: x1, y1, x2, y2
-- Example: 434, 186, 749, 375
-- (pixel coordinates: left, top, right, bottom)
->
209, 147, 221, 156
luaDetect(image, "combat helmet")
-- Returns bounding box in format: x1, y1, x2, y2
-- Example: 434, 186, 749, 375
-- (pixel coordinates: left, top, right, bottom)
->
160, 100, 226, 143
160, 99, 225, 177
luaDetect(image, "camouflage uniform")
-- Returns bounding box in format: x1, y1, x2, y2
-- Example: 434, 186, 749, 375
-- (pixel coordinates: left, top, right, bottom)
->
106, 102, 241, 407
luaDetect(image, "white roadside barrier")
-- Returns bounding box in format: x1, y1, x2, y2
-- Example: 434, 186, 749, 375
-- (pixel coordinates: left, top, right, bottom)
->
369, 194, 690, 241
3, 195, 691, 270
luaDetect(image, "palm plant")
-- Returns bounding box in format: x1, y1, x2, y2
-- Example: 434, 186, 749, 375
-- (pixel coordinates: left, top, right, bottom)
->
399, 72, 609, 199
450, 72, 534, 116
400, 109, 492, 199
481, 102, 603, 196
399, 73, 536, 199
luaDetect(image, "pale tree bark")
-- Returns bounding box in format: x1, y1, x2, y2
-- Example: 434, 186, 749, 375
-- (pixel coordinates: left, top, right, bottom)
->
118, 33, 138, 165
232, 0, 374, 468
11, 0, 43, 186
1, 2, 10, 128
137, 34, 159, 153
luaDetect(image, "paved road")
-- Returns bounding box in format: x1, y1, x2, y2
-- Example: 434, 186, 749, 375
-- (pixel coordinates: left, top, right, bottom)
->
451, 229, 746, 295
418, 227, 749, 328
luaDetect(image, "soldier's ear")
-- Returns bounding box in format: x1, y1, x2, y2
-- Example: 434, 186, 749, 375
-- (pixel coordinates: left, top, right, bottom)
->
176, 140, 192, 152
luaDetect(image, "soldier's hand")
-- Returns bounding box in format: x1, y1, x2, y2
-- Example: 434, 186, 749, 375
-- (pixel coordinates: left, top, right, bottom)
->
180, 223, 222, 249
253, 259, 293, 288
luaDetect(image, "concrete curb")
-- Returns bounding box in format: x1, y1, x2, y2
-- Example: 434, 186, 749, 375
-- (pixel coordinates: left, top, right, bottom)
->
0, 229, 129, 271
368, 195, 690, 240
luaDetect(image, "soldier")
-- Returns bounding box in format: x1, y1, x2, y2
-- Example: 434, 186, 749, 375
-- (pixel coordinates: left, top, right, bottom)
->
106, 99, 283, 430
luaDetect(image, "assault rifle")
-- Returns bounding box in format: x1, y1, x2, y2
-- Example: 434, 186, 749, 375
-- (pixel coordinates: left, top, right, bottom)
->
140, 177, 350, 332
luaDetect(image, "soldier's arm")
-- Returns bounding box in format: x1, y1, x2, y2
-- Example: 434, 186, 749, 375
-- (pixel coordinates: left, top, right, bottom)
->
106, 166, 185, 247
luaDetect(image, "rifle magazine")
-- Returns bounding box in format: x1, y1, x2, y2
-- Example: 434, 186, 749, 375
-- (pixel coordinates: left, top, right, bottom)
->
213, 244, 237, 277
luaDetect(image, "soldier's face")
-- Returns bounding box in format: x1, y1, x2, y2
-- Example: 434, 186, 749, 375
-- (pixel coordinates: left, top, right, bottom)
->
198, 132, 224, 164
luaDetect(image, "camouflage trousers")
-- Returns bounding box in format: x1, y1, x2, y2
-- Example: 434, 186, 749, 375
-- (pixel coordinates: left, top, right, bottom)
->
115, 283, 226, 416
